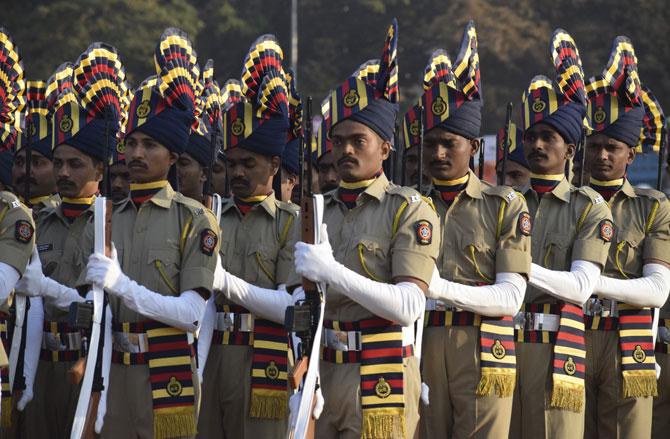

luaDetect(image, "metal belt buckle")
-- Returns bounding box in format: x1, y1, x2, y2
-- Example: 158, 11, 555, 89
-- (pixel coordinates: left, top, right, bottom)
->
584, 298, 603, 316
66, 332, 82, 350
113, 332, 135, 353
324, 329, 362, 351
43, 332, 64, 351
217, 312, 235, 332
513, 312, 526, 329
237, 314, 254, 332
434, 300, 448, 311
602, 299, 618, 317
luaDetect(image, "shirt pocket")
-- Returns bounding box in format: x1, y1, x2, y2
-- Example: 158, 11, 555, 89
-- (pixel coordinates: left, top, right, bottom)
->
147, 248, 180, 295
614, 229, 643, 276
246, 242, 280, 287
39, 248, 62, 277
459, 232, 495, 284
351, 235, 390, 282
543, 232, 571, 270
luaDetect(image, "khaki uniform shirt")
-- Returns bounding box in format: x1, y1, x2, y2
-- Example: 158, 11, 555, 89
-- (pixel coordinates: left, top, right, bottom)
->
216, 193, 299, 308
0, 191, 35, 277
290, 173, 440, 322
429, 171, 531, 286
110, 184, 218, 322
602, 181, 670, 282
36, 199, 94, 322
522, 177, 612, 303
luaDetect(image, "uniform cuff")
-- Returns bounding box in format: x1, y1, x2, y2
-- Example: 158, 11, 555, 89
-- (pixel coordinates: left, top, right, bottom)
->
644, 239, 670, 264
180, 267, 215, 297
391, 249, 435, 285
571, 239, 608, 268
496, 249, 531, 276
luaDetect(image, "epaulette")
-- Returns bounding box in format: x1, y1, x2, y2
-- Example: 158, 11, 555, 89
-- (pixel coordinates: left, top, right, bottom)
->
482, 185, 521, 203
276, 199, 300, 216
386, 184, 424, 205
173, 193, 212, 218
634, 187, 668, 202
576, 185, 607, 205
0, 190, 23, 210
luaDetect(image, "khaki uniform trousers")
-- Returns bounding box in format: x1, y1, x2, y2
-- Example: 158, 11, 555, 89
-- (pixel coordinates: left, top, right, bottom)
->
510, 342, 584, 439
101, 362, 197, 439
420, 325, 513, 439
317, 356, 421, 439
584, 330, 652, 439
22, 360, 81, 439
652, 351, 670, 439
197, 344, 285, 439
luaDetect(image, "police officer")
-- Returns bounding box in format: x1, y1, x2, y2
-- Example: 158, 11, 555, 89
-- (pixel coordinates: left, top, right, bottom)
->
583, 37, 670, 439
292, 20, 439, 439
196, 35, 299, 439
84, 28, 219, 439
510, 30, 613, 439
418, 22, 531, 439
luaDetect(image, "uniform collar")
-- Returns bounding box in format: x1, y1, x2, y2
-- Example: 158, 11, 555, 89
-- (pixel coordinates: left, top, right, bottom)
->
430, 169, 482, 200
221, 191, 278, 218
618, 179, 637, 198
145, 183, 175, 209
522, 176, 571, 203
332, 172, 389, 205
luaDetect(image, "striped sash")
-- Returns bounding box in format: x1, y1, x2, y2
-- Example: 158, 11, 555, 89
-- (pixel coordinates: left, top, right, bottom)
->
478, 316, 516, 398
249, 319, 288, 420
618, 305, 657, 398
144, 321, 197, 439
550, 303, 586, 412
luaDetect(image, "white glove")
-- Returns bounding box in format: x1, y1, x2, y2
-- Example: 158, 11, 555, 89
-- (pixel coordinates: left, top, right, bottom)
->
17, 296, 44, 411
14, 247, 47, 297
0, 261, 19, 303
421, 382, 430, 406
594, 263, 670, 308
86, 245, 206, 333
215, 254, 292, 325
288, 386, 325, 430
295, 224, 425, 326
529, 260, 601, 306
427, 266, 526, 317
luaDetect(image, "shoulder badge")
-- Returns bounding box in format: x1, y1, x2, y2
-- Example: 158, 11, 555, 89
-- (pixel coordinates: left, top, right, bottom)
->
200, 228, 218, 255
414, 220, 433, 245
506, 191, 517, 202
517, 212, 532, 236
593, 195, 605, 205
15, 220, 34, 243
11, 200, 21, 209
599, 219, 614, 242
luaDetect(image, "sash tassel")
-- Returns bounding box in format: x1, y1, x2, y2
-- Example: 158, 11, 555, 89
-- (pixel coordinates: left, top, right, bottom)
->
249, 389, 288, 420
550, 379, 584, 413
362, 407, 405, 439
153, 406, 197, 439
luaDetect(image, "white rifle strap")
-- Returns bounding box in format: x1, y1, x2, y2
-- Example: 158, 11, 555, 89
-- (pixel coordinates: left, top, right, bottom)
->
291, 194, 326, 439
70, 196, 106, 439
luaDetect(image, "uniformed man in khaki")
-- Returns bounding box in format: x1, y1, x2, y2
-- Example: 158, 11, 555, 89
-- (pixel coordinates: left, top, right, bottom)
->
417, 22, 531, 439
197, 40, 298, 438
495, 123, 530, 189
83, 29, 219, 439
510, 30, 613, 439
291, 20, 439, 439
582, 37, 670, 439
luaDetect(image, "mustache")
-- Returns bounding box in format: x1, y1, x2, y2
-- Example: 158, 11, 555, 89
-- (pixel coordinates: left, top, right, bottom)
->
337, 156, 357, 166
429, 159, 450, 167
127, 160, 147, 169
528, 151, 547, 160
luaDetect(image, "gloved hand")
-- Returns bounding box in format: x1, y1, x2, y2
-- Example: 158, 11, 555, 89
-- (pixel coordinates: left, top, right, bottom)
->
288, 386, 325, 430
294, 224, 337, 284
15, 247, 47, 297
426, 265, 449, 300
85, 245, 131, 297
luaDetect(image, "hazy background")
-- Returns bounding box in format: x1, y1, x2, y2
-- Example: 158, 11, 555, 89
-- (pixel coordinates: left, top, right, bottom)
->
4, 0, 668, 183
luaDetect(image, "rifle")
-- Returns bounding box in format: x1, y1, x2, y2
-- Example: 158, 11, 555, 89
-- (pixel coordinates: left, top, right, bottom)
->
478, 137, 485, 180
499, 102, 513, 186
70, 110, 113, 439
656, 122, 668, 191
285, 97, 326, 439
417, 105, 425, 195
204, 103, 222, 220
8, 117, 33, 429
578, 135, 587, 187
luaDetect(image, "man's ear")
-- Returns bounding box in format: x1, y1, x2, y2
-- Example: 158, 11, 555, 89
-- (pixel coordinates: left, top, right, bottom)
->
169, 151, 179, 166
627, 146, 636, 166
380, 140, 392, 161
565, 143, 576, 161
270, 156, 281, 177
469, 138, 480, 157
